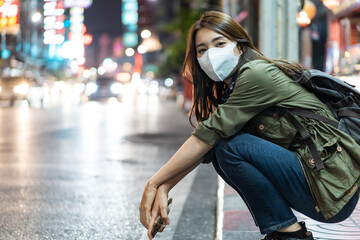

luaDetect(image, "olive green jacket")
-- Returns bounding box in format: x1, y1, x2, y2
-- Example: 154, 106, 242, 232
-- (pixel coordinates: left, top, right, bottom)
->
192, 59, 360, 219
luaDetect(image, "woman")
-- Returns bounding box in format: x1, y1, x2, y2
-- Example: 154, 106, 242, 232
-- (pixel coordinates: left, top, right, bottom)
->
139, 11, 360, 240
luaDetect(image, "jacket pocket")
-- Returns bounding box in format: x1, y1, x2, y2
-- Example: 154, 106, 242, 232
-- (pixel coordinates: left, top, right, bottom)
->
246, 113, 297, 149
302, 138, 357, 200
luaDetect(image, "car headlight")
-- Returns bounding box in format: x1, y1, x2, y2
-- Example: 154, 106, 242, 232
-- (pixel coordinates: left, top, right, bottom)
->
13, 83, 29, 95
85, 82, 98, 95
110, 83, 122, 94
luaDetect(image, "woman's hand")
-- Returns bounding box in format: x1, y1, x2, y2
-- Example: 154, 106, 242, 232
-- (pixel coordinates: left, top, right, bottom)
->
139, 136, 211, 238
139, 182, 158, 229
147, 185, 170, 239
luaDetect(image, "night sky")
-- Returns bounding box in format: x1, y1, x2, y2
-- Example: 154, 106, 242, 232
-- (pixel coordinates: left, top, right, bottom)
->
84, 0, 123, 38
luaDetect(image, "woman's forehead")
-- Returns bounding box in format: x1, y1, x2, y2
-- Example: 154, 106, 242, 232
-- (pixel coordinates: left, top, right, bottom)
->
195, 28, 226, 45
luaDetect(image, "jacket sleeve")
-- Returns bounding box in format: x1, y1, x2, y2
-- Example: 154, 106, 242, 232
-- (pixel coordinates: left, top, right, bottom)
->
192, 63, 299, 146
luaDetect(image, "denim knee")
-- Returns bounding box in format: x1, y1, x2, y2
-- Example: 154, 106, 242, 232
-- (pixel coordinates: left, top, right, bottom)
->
214, 132, 251, 165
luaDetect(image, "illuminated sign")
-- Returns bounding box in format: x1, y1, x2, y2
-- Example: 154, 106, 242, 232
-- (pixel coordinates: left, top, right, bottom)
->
123, 32, 138, 47
0, 0, 19, 28
122, 0, 138, 47
43, 0, 65, 45
64, 0, 92, 8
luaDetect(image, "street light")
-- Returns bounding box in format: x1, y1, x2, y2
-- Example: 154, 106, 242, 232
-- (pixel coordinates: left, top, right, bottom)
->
32, 12, 42, 23
141, 29, 151, 39
125, 48, 135, 57
297, 0, 316, 27
137, 44, 147, 54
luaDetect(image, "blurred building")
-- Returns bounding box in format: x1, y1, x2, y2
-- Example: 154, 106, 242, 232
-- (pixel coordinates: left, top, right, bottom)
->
0, 0, 96, 81
222, 0, 299, 62
324, 0, 360, 76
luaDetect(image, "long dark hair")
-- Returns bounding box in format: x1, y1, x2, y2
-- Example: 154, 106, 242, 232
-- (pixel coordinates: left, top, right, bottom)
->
183, 11, 303, 127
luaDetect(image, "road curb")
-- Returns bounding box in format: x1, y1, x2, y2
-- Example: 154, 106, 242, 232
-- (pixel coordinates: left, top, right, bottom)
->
215, 176, 225, 240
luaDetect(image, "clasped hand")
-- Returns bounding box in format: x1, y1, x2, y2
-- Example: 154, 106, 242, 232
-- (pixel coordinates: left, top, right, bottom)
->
139, 182, 170, 239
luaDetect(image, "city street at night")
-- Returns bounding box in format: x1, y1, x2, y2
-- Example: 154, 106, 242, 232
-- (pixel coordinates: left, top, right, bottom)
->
1, 0, 360, 239
0, 89, 217, 240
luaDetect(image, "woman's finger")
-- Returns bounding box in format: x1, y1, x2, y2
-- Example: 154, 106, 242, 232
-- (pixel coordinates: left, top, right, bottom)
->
159, 201, 170, 225
139, 184, 157, 229
147, 209, 159, 239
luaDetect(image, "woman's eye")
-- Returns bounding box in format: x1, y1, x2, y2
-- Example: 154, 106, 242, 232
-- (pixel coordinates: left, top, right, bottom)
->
198, 49, 206, 54
216, 42, 226, 47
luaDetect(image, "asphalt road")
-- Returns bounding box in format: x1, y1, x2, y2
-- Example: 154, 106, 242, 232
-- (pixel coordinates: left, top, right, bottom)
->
0, 89, 217, 240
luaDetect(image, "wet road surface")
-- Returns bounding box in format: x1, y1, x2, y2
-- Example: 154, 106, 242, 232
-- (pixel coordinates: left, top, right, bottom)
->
0, 89, 217, 240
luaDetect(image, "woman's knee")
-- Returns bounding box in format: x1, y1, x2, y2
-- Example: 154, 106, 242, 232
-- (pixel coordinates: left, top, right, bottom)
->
214, 132, 254, 164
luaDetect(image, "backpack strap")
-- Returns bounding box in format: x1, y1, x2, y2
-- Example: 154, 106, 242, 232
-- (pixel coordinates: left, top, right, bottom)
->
332, 94, 355, 109
337, 107, 360, 119
283, 110, 325, 171
287, 108, 338, 128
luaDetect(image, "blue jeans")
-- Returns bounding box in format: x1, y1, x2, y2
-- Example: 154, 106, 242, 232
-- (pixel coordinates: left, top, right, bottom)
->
212, 132, 359, 234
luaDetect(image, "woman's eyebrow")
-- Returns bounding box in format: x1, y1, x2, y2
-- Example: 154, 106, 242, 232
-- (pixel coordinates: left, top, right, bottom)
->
196, 36, 225, 48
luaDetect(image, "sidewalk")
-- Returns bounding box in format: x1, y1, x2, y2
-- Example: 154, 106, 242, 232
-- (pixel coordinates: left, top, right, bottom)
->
218, 179, 360, 240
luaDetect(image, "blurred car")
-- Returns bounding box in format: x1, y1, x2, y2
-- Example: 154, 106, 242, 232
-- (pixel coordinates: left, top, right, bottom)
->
27, 79, 51, 106
85, 76, 122, 101
0, 76, 30, 106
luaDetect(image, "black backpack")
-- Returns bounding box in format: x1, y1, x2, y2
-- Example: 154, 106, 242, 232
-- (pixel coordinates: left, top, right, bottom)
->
282, 69, 360, 171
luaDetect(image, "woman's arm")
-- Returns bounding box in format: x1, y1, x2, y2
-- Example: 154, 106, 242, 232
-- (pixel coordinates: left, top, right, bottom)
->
139, 135, 212, 230
149, 135, 212, 187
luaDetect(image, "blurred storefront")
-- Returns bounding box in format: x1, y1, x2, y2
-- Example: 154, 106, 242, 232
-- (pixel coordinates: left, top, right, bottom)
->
297, 0, 329, 71
321, 0, 360, 89
221, 0, 299, 61
325, 0, 360, 74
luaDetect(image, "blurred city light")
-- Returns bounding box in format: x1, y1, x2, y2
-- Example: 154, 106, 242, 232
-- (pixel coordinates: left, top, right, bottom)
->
83, 69, 91, 78
85, 82, 97, 94
141, 29, 151, 39
1, 49, 10, 59
123, 32, 138, 47
90, 67, 97, 76
116, 72, 131, 83
125, 47, 135, 56
0, 1, 19, 27
43, 0, 65, 45
164, 78, 174, 87
83, 34, 93, 45
122, 11, 138, 25
123, 62, 133, 72
32, 12, 42, 23
110, 82, 122, 94
13, 83, 29, 95
137, 44, 147, 54
103, 58, 113, 68
77, 57, 86, 65
141, 37, 162, 52
73, 82, 86, 94
102, 58, 118, 71
148, 81, 159, 95
132, 72, 141, 81
297, 11, 311, 27
297, 0, 316, 27
97, 66, 106, 75
122, 0, 138, 48
145, 71, 154, 79
64, 0, 93, 9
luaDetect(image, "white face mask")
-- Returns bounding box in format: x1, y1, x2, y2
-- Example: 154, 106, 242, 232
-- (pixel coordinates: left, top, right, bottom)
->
197, 41, 240, 82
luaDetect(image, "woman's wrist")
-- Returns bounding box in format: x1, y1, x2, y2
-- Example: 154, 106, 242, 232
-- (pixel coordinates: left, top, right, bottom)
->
158, 183, 172, 193
146, 179, 160, 190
